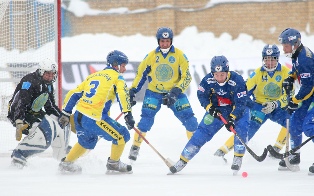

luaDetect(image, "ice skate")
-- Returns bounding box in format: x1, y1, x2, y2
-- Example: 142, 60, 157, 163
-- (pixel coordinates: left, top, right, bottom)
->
128, 145, 140, 163
308, 163, 314, 176
106, 158, 132, 174
58, 159, 82, 174
169, 159, 187, 174
231, 156, 243, 175
214, 149, 227, 163
278, 153, 300, 171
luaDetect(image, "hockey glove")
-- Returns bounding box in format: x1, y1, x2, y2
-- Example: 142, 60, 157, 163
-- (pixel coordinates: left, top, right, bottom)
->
164, 87, 182, 107
207, 106, 221, 119
286, 100, 298, 115
283, 76, 294, 95
15, 119, 28, 141
58, 110, 71, 129
224, 116, 235, 132
129, 88, 137, 107
124, 112, 135, 130
261, 101, 278, 114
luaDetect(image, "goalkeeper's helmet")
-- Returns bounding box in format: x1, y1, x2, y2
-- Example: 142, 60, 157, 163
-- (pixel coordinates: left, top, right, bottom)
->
156, 27, 173, 44
210, 55, 229, 73
262, 44, 280, 72
106, 50, 129, 67
278, 28, 301, 46
38, 58, 58, 83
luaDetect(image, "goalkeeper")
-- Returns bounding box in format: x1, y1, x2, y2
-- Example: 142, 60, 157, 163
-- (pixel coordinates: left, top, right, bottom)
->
214, 44, 290, 160
8, 59, 71, 168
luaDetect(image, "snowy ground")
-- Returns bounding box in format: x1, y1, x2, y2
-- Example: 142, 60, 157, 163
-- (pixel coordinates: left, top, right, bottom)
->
1, 100, 314, 196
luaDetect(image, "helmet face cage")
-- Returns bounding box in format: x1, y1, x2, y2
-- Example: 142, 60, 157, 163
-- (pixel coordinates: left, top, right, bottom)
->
210, 55, 229, 73
38, 58, 58, 83
156, 27, 173, 43
262, 44, 280, 72
106, 50, 129, 67
278, 28, 301, 46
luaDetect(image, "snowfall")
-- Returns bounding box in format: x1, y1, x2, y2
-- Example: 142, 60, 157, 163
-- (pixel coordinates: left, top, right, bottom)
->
1, 25, 314, 195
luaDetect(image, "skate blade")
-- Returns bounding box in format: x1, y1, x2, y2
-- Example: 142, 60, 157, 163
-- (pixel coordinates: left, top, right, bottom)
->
58, 168, 82, 175
278, 165, 300, 172
308, 171, 314, 176
106, 170, 133, 175
232, 170, 239, 176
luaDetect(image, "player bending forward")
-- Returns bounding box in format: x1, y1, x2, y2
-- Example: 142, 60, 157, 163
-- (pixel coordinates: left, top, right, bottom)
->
214, 44, 290, 161
8, 59, 71, 168
58, 50, 135, 174
170, 55, 249, 174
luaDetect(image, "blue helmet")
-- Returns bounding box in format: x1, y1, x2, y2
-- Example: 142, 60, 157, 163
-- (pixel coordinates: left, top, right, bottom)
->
106, 50, 128, 67
262, 44, 280, 59
156, 27, 173, 43
262, 44, 280, 72
210, 55, 229, 73
278, 28, 301, 46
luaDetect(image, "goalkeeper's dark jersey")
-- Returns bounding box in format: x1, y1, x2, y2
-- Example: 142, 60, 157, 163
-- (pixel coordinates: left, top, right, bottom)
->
7, 70, 61, 125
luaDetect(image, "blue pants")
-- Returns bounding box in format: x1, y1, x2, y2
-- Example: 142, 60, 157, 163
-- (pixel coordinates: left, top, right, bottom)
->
74, 111, 130, 149
248, 103, 288, 140
289, 97, 313, 148
137, 89, 198, 133
181, 107, 250, 160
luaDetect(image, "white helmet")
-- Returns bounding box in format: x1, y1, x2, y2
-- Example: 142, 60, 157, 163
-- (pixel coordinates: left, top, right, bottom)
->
38, 58, 58, 83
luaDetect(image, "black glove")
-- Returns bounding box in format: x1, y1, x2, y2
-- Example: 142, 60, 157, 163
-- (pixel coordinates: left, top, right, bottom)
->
225, 116, 235, 132
283, 76, 294, 95
163, 87, 182, 107
124, 112, 135, 130
207, 106, 220, 118
58, 110, 71, 129
129, 88, 137, 107
286, 100, 298, 115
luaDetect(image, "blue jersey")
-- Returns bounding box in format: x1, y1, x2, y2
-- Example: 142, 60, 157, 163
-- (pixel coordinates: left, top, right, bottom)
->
290, 45, 314, 103
197, 71, 248, 119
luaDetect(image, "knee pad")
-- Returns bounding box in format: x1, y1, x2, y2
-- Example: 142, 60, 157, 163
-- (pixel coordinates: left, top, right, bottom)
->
183, 115, 198, 131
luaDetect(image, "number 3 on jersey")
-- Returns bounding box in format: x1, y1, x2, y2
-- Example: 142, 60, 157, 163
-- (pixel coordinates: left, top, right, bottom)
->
86, 80, 99, 98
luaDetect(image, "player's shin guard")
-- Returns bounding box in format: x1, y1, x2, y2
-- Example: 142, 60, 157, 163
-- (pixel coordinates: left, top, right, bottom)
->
64, 142, 87, 162
181, 143, 200, 161
186, 130, 194, 140
217, 134, 234, 155
110, 143, 125, 161
274, 127, 287, 150
132, 130, 146, 147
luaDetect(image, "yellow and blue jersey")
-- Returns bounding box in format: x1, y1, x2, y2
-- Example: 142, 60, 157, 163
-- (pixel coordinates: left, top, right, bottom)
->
62, 67, 131, 121
131, 46, 192, 94
246, 63, 290, 107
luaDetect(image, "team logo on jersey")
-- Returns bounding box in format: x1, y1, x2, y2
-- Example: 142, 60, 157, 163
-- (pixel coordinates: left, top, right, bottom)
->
237, 91, 247, 98
227, 80, 236, 86
275, 75, 282, 82
155, 64, 173, 82
262, 75, 268, 82
217, 89, 227, 96
300, 73, 311, 78
207, 78, 216, 84
264, 82, 280, 98
198, 85, 205, 92
169, 56, 176, 63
